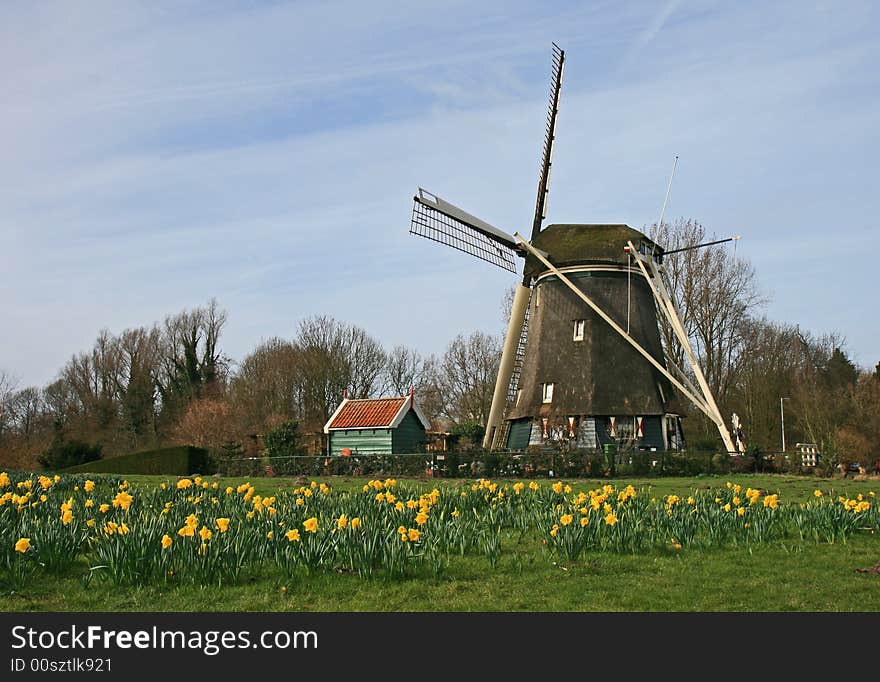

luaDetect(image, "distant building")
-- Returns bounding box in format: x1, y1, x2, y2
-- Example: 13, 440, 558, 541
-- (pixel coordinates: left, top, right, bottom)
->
796, 442, 820, 468
323, 395, 429, 456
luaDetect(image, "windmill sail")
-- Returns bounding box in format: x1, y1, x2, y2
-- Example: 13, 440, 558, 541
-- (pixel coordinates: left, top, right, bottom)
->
485, 43, 564, 449
530, 42, 564, 242
410, 188, 519, 273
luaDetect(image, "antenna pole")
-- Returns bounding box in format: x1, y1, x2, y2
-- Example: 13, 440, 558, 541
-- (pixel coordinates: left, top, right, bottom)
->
655, 155, 678, 232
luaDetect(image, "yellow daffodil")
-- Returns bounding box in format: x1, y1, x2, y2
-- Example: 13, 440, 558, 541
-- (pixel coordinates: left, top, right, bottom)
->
215, 518, 230, 533
84, 480, 95, 492
350, 517, 361, 529
15, 538, 31, 553
285, 529, 301, 542
604, 513, 618, 526
303, 517, 318, 533
337, 514, 349, 529
112, 491, 133, 511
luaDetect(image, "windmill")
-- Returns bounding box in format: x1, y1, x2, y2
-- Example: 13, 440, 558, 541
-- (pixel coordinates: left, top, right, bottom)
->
409, 44, 737, 455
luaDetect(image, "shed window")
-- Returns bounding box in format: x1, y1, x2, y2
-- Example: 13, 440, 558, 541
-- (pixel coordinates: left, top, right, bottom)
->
573, 319, 585, 341
542, 383, 554, 403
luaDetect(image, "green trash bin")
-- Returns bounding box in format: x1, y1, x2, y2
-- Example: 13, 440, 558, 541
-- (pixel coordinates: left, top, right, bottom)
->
603, 443, 618, 476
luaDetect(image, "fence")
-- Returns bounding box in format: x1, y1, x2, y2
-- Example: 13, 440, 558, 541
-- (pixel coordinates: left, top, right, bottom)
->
214, 447, 827, 479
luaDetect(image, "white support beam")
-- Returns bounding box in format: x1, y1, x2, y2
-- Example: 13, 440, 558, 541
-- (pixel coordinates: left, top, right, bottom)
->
624, 246, 708, 410
626, 241, 737, 454
513, 233, 721, 426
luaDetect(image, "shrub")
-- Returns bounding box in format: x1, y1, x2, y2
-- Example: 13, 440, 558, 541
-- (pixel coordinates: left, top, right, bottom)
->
38, 439, 102, 470
263, 420, 302, 476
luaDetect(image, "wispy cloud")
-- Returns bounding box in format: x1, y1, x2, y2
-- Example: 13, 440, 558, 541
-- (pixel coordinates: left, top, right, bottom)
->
1, 0, 879, 385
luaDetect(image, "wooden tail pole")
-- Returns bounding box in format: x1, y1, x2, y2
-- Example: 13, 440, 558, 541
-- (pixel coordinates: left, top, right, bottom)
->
483, 284, 531, 449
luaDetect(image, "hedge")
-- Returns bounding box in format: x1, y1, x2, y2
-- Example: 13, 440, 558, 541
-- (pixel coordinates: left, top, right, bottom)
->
61, 446, 214, 476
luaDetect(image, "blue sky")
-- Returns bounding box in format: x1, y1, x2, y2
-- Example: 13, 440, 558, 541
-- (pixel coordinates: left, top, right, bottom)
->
2, 0, 878, 388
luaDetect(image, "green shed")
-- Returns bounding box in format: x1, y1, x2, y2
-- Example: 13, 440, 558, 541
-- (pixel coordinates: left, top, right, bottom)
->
323, 394, 430, 456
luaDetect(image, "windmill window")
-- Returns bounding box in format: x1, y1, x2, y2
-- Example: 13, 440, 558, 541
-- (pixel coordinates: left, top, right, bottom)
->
616, 417, 635, 439
573, 319, 585, 341
542, 383, 554, 403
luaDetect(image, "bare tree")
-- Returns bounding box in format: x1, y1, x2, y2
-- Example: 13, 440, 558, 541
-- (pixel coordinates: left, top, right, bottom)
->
729, 317, 800, 450
649, 218, 764, 406
115, 326, 161, 444
345, 327, 387, 399
7, 387, 43, 440
232, 337, 302, 431
293, 315, 387, 430
383, 345, 431, 397
437, 331, 502, 425
790, 330, 857, 466
0, 369, 18, 440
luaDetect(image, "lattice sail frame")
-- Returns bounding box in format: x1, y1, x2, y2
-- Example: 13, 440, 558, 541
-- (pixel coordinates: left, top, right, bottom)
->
410, 189, 519, 273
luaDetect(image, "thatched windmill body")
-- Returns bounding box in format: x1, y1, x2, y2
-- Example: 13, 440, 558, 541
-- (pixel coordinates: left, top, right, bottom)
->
409, 44, 736, 454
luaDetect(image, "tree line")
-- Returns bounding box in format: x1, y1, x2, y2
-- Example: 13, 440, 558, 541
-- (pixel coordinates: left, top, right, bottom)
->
650, 219, 879, 470
0, 301, 501, 469
1, 218, 878, 472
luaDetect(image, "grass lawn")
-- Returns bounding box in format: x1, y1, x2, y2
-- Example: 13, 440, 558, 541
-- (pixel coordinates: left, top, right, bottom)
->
117, 471, 880, 503
2, 472, 878, 612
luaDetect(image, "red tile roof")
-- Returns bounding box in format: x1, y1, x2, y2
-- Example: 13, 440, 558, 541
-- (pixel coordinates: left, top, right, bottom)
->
327, 397, 408, 429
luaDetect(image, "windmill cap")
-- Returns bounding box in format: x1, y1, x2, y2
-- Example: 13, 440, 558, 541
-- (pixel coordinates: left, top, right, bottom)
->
525, 224, 661, 278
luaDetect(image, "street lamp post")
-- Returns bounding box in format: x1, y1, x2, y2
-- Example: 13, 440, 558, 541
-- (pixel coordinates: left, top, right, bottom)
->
780, 397, 790, 453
